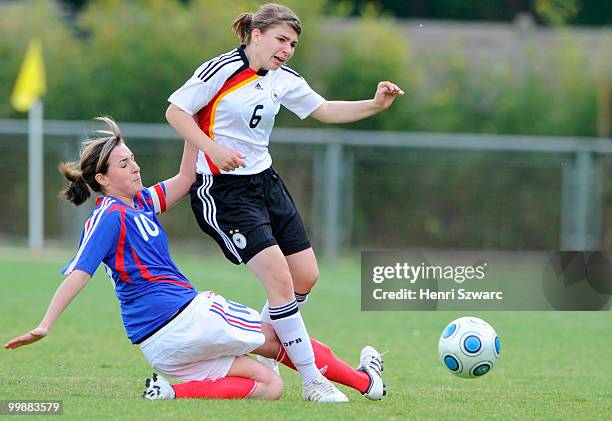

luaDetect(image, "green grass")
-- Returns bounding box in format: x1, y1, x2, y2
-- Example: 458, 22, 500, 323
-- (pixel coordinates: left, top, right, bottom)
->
0, 246, 610, 420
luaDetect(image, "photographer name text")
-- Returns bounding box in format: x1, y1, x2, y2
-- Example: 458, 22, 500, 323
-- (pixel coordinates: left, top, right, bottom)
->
372, 288, 503, 301
370, 262, 503, 301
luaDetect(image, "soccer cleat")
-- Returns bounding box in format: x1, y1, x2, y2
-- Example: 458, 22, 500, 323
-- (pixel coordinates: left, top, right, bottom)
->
357, 345, 386, 401
302, 376, 349, 403
255, 355, 281, 376
143, 373, 176, 400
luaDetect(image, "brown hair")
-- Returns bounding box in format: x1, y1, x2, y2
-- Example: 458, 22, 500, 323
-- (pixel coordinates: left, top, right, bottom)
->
59, 116, 123, 206
232, 3, 301, 45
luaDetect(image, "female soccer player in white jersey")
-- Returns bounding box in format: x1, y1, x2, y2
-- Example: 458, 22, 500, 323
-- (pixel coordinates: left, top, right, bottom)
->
3, 117, 386, 403
165, 3, 403, 395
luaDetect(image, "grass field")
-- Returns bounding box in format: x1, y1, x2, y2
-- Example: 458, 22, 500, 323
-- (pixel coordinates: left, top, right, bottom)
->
0, 246, 610, 420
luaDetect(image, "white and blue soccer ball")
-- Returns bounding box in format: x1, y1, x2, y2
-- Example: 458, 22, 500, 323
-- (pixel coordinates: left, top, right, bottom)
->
438, 317, 500, 379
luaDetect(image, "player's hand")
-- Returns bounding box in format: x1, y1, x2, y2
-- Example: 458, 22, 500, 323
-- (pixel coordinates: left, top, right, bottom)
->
208, 144, 246, 172
373, 81, 405, 110
4, 327, 48, 350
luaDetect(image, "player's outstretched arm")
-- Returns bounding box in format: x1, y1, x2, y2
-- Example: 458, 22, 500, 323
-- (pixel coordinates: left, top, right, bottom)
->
160, 140, 198, 209
310, 81, 404, 124
4, 270, 90, 350
165, 104, 246, 172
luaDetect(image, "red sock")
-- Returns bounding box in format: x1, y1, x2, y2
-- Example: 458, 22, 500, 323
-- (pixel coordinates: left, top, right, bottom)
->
278, 338, 371, 394
172, 377, 257, 399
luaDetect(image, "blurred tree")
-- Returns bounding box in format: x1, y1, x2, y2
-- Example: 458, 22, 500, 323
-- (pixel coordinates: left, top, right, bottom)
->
57, 0, 88, 11
276, 6, 411, 130
71, 0, 324, 122
573, 0, 612, 26
326, 0, 611, 25
57, 0, 612, 25
1, 0, 610, 249
0, 0, 88, 119
534, 0, 579, 25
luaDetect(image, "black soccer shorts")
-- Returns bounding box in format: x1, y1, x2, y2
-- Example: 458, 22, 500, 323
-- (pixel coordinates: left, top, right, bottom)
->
190, 167, 311, 264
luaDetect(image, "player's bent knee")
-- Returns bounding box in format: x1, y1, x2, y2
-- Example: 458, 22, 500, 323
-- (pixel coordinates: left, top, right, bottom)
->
293, 267, 319, 295
264, 374, 283, 400
259, 374, 283, 400
305, 267, 319, 289
253, 370, 283, 400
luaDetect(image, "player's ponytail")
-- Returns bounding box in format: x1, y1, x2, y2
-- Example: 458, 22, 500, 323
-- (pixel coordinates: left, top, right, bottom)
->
59, 161, 90, 206
59, 116, 124, 206
232, 4, 301, 45
232, 13, 254, 44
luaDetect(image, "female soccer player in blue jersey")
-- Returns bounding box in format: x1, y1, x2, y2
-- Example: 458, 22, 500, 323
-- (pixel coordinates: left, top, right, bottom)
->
4, 116, 385, 402
165, 3, 403, 398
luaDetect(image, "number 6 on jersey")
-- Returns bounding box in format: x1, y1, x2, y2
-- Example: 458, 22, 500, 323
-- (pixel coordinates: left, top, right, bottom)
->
250, 105, 264, 128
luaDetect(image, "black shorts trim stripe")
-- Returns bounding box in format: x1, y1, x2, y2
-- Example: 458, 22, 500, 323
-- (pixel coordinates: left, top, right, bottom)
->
196, 175, 242, 262
199, 175, 242, 261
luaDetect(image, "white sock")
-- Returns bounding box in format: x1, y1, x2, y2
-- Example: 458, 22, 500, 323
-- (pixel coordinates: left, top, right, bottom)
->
262, 292, 309, 323
295, 291, 309, 309
269, 300, 320, 385
260, 301, 272, 326
259, 302, 276, 363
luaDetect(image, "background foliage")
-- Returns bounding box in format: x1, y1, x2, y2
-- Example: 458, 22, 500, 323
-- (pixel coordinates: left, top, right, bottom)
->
1, 0, 611, 249
2, 0, 611, 137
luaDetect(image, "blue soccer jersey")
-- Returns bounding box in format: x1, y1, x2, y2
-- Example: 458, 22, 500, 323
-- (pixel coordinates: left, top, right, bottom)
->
62, 183, 198, 344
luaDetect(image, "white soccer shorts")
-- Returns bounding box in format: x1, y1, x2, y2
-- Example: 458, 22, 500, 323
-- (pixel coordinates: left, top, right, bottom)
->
139, 291, 265, 382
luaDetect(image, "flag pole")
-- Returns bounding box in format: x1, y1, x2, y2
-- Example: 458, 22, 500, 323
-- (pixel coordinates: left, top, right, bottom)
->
11, 38, 47, 250
28, 99, 44, 249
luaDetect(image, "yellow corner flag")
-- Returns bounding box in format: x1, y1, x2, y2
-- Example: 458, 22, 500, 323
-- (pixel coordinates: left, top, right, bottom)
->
10, 38, 47, 113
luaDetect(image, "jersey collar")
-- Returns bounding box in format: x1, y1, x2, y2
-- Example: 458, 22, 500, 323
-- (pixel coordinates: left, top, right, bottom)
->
95, 195, 137, 209
238, 45, 269, 76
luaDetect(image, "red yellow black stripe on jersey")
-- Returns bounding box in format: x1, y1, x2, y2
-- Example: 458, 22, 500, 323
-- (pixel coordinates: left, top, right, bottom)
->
197, 67, 261, 174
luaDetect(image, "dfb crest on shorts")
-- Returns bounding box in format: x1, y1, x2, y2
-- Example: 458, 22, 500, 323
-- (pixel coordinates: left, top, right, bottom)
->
230, 229, 247, 249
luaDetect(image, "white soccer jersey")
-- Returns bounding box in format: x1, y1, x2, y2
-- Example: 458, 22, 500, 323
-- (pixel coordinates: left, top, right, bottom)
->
168, 46, 325, 175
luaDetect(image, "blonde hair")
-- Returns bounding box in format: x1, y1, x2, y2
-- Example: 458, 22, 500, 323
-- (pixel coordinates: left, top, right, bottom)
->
232, 3, 301, 45
59, 116, 123, 206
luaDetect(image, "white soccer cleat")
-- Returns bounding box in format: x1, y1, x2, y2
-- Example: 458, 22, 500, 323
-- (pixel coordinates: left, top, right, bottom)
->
143, 373, 176, 400
357, 345, 386, 401
302, 376, 348, 403
255, 355, 281, 376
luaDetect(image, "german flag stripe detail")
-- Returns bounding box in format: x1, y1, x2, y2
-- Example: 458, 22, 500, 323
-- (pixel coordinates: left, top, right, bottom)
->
197, 68, 260, 174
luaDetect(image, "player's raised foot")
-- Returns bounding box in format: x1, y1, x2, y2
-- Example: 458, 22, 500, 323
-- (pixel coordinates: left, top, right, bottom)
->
357, 345, 386, 401
302, 376, 348, 403
255, 355, 281, 376
143, 373, 176, 400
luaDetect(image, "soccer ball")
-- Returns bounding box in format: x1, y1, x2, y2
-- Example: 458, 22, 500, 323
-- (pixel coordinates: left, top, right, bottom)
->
438, 317, 500, 378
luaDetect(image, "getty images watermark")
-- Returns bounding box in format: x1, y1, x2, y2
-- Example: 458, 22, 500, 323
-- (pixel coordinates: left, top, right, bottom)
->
361, 250, 612, 311
371, 261, 499, 301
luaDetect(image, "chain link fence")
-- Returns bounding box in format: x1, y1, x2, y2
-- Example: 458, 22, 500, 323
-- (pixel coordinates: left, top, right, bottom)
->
1, 120, 611, 258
